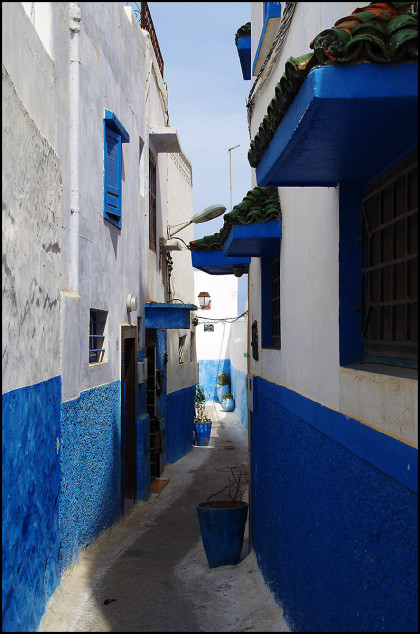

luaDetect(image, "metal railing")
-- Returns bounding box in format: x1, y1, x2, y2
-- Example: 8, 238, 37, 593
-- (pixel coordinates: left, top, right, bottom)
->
140, 2, 164, 78
128, 2, 164, 78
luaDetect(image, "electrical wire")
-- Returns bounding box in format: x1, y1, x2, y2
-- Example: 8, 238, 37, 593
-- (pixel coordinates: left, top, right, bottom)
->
196, 310, 248, 324
170, 236, 190, 250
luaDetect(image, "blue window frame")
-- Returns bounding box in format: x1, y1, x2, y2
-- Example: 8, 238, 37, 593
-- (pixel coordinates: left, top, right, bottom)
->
103, 109, 130, 229
89, 309, 107, 363
261, 248, 281, 349
339, 152, 418, 369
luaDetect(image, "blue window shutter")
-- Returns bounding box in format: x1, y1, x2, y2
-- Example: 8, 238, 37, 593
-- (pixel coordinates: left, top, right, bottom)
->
104, 123, 122, 228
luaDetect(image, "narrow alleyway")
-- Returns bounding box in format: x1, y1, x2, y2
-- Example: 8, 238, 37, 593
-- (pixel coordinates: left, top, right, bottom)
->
38, 402, 289, 632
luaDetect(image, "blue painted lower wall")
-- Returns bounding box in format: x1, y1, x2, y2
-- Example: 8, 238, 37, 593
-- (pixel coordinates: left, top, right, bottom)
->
167, 385, 195, 463
250, 377, 418, 632
198, 358, 231, 402
136, 412, 150, 500
2, 377, 62, 633
59, 381, 121, 572
230, 365, 248, 430
136, 347, 150, 500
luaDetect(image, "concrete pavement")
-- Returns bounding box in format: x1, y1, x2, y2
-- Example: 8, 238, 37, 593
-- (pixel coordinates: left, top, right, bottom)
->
38, 402, 289, 632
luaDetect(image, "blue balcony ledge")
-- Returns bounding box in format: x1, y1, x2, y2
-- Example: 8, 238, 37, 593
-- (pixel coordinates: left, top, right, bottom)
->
253, 2, 282, 76
237, 35, 251, 80
145, 302, 197, 329
191, 250, 250, 276
223, 219, 282, 257
255, 63, 418, 188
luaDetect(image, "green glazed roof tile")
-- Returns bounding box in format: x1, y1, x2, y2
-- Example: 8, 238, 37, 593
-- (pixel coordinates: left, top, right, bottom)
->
189, 187, 281, 252
248, 2, 418, 168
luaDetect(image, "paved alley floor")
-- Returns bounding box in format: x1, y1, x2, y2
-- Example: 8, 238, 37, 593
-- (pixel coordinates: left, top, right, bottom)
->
38, 402, 289, 632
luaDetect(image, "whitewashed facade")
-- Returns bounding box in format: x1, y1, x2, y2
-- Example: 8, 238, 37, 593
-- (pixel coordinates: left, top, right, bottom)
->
2, 3, 197, 631
244, 2, 418, 631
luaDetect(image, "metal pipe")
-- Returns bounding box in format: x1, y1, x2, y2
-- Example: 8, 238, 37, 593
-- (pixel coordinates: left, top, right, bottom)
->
227, 144, 240, 210
69, 3, 81, 293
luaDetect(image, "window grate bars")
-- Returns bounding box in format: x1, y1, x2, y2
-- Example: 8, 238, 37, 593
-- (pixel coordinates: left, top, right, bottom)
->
361, 155, 418, 366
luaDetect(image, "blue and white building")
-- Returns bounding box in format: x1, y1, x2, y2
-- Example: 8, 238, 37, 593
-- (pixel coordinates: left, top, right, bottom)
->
194, 1, 418, 630
2, 2, 198, 630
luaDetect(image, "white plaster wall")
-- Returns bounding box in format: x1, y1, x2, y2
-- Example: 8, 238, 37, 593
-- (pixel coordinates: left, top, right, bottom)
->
228, 317, 248, 376
51, 2, 196, 400
248, 2, 418, 446
194, 270, 238, 362
2, 2, 56, 148
249, 186, 340, 410
4, 2, 196, 401
166, 327, 199, 394
2, 64, 62, 394
166, 151, 195, 304
165, 150, 197, 395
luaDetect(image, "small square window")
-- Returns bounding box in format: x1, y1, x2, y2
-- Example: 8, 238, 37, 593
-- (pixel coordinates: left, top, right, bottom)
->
89, 309, 107, 363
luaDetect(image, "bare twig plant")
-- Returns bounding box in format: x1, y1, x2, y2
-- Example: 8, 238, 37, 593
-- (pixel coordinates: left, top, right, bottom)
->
207, 463, 248, 504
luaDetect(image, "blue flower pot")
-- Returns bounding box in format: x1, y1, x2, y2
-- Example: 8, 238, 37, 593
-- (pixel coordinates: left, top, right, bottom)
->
222, 397, 235, 412
197, 500, 249, 568
193, 421, 212, 446
216, 383, 230, 403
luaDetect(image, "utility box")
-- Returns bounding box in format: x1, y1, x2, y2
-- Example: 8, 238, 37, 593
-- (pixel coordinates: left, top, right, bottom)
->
137, 359, 148, 384
246, 374, 256, 412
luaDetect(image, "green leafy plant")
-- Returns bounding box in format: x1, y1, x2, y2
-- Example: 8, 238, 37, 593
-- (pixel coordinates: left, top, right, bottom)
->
222, 392, 233, 400
195, 384, 211, 422
217, 373, 230, 386
207, 463, 248, 504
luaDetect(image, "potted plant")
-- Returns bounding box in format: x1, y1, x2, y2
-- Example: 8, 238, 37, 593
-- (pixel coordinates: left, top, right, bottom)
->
196, 464, 249, 568
221, 392, 235, 412
216, 373, 231, 403
193, 384, 212, 446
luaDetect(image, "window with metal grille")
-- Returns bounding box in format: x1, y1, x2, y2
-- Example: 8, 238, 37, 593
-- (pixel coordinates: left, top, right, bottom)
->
361, 154, 418, 367
178, 335, 187, 364
270, 252, 281, 348
149, 151, 157, 252
89, 309, 107, 363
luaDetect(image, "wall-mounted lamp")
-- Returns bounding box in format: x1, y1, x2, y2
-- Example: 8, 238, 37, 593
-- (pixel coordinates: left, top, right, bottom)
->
233, 266, 245, 278
167, 204, 226, 239
198, 291, 211, 310
126, 294, 138, 312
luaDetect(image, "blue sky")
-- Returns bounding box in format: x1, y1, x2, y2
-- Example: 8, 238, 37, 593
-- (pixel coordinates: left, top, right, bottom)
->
139, 2, 252, 240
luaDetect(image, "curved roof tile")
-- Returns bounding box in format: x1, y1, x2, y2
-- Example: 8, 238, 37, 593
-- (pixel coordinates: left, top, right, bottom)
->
248, 1, 418, 168
189, 186, 281, 251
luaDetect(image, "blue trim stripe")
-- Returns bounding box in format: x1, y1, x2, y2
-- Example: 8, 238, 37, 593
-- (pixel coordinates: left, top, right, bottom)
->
256, 377, 418, 493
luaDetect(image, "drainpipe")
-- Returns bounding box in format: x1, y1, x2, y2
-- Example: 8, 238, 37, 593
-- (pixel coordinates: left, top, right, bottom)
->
69, 2, 81, 293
